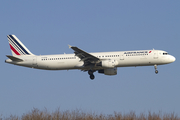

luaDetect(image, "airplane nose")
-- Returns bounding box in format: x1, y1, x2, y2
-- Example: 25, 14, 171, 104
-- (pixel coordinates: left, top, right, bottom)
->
172, 56, 176, 62
170, 56, 176, 62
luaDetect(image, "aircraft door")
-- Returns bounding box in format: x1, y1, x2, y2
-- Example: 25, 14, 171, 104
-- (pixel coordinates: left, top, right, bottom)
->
120, 54, 124, 60
153, 51, 158, 59
32, 56, 37, 67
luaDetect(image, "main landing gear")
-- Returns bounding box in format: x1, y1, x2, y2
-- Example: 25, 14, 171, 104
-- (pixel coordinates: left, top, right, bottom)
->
154, 64, 158, 74
88, 70, 95, 80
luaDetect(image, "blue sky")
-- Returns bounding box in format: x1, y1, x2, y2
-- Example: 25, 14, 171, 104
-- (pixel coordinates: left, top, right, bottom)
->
0, 0, 180, 116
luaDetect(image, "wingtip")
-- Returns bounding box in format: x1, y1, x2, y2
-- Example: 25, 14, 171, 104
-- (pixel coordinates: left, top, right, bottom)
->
68, 45, 72, 48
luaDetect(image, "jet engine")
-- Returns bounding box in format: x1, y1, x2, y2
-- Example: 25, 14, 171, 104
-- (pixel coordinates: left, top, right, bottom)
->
98, 67, 117, 75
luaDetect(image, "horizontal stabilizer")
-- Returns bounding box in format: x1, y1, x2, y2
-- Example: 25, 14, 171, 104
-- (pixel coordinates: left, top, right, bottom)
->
6, 55, 23, 62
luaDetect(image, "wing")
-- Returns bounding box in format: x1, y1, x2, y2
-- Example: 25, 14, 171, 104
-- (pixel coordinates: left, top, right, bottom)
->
68, 45, 100, 66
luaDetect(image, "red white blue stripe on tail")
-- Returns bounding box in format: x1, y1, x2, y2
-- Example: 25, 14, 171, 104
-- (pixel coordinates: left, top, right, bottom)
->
7, 35, 33, 56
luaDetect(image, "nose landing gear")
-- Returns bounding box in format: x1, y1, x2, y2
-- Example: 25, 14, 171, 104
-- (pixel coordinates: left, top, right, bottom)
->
154, 64, 158, 74
88, 70, 95, 80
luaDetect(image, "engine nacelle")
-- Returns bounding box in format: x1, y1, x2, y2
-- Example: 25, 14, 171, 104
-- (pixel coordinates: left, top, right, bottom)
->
101, 59, 118, 68
98, 67, 117, 75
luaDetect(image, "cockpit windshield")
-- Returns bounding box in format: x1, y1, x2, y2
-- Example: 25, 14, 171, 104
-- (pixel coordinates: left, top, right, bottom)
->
163, 53, 169, 55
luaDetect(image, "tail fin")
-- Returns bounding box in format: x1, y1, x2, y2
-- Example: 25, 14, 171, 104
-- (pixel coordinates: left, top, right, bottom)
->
7, 35, 34, 56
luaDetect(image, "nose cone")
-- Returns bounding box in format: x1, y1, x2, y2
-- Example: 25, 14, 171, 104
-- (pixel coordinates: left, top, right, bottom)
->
169, 56, 176, 63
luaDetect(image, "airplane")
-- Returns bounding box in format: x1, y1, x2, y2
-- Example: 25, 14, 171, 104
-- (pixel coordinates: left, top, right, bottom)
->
5, 35, 176, 80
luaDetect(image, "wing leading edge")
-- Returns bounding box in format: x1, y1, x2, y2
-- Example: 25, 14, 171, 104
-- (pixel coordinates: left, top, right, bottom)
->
68, 45, 100, 66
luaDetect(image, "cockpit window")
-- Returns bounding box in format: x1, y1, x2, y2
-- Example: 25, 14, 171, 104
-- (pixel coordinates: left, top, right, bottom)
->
163, 53, 168, 55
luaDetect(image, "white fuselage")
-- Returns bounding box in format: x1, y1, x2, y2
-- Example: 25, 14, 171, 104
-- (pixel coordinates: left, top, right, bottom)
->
5, 49, 176, 70
5, 34, 176, 79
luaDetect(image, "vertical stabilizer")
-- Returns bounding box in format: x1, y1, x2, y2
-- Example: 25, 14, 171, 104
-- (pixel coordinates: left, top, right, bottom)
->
7, 35, 34, 56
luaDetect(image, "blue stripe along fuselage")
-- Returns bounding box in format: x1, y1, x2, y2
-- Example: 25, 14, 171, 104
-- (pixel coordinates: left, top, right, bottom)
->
8, 35, 30, 55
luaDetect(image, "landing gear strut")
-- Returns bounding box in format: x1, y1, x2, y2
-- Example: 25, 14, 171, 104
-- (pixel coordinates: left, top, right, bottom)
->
88, 70, 95, 80
154, 64, 158, 74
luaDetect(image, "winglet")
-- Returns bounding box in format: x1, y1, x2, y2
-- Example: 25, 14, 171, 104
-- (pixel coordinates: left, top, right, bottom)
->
68, 45, 72, 49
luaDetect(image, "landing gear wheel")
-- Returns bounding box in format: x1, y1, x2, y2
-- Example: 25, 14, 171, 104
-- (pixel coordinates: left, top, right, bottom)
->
90, 74, 95, 80
155, 70, 158, 74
